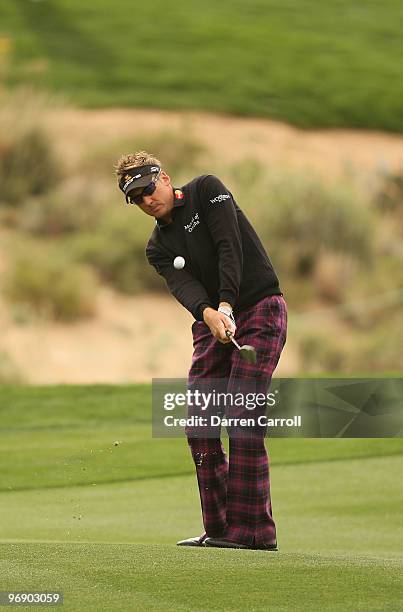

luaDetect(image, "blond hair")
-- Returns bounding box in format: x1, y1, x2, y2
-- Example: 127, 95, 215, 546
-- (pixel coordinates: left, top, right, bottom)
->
114, 151, 162, 179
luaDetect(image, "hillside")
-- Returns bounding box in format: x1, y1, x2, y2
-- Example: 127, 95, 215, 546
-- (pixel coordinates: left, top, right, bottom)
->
1, 1, 403, 130
1, 107, 403, 383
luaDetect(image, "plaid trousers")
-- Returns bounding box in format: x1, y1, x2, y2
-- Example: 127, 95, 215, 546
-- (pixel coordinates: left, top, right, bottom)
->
186, 294, 287, 547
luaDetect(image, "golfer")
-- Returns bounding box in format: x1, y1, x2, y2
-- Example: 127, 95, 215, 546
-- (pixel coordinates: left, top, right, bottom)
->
115, 151, 287, 550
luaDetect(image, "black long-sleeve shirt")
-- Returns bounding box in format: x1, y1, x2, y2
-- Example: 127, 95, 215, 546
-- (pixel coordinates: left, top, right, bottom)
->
146, 174, 282, 321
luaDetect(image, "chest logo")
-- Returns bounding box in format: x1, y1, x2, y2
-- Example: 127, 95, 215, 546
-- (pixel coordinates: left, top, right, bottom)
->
184, 213, 200, 233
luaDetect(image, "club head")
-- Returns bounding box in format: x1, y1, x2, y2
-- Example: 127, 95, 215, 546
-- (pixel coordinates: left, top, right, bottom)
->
239, 345, 257, 365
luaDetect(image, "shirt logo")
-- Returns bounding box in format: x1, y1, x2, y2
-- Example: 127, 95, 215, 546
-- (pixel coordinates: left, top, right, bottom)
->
184, 213, 200, 233
175, 189, 184, 200
210, 193, 230, 204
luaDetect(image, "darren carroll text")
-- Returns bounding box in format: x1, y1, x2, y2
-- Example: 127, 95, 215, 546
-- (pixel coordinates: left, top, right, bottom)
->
163, 415, 302, 428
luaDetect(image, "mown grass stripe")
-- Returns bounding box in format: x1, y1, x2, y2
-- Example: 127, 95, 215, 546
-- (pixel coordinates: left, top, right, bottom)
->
1, 0, 403, 130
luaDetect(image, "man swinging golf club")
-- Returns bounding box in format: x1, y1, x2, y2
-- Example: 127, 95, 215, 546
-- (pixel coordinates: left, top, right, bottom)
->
115, 151, 287, 550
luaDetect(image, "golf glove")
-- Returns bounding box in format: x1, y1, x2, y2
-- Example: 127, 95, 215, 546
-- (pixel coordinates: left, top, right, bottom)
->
218, 305, 237, 331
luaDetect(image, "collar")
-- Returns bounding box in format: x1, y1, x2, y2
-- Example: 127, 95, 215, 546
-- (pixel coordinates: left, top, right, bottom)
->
156, 188, 185, 228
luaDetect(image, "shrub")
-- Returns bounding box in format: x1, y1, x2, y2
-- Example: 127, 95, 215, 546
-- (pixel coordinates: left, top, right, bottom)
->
72, 209, 164, 294
344, 312, 403, 373
139, 130, 206, 179
3, 245, 97, 321
0, 350, 24, 384
373, 168, 403, 246
0, 127, 61, 205
313, 254, 358, 303
298, 331, 345, 373
228, 158, 265, 201
16, 178, 109, 237
374, 168, 403, 214
0, 89, 63, 205
84, 129, 206, 186
252, 172, 375, 278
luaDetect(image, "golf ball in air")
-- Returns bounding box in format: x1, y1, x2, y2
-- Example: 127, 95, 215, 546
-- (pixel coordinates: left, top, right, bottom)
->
174, 256, 185, 270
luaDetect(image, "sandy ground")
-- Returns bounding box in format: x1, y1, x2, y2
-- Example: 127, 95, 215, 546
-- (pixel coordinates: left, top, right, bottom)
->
48, 107, 403, 186
2, 108, 403, 383
0, 287, 296, 383
1, 289, 192, 383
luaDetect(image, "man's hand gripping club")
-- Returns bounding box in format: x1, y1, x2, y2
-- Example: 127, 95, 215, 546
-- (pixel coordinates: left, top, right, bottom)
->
203, 302, 236, 344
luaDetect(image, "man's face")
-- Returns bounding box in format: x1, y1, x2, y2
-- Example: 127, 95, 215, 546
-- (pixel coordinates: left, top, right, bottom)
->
133, 171, 174, 221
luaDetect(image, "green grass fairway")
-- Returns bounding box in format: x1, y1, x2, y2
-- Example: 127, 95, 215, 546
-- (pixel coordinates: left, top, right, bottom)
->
1, 1, 403, 130
1, 544, 401, 612
0, 385, 402, 610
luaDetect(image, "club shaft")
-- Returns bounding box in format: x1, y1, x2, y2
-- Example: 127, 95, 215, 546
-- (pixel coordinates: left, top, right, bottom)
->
226, 331, 241, 350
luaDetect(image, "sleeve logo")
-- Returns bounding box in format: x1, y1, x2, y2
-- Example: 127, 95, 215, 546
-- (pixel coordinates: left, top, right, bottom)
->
209, 193, 231, 204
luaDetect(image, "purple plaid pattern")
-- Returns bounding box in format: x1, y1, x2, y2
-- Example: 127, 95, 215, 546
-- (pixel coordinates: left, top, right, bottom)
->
187, 294, 287, 546
190, 438, 229, 538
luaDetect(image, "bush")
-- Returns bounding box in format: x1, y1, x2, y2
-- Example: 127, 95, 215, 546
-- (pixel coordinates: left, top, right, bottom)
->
296, 299, 403, 374
72, 209, 164, 294
339, 306, 403, 373
313, 254, 358, 303
84, 129, 206, 187
373, 169, 403, 247
374, 168, 403, 214
0, 89, 63, 206
0, 127, 62, 205
298, 331, 345, 373
252, 172, 375, 278
3, 245, 97, 321
0, 350, 24, 384
16, 178, 109, 237
137, 130, 206, 180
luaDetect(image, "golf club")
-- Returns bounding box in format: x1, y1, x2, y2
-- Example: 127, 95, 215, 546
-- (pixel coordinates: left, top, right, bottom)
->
226, 330, 257, 364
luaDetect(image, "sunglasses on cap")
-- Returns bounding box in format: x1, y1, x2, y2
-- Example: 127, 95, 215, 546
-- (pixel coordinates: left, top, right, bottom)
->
118, 164, 161, 204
